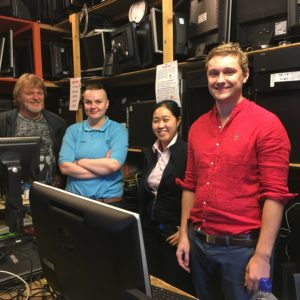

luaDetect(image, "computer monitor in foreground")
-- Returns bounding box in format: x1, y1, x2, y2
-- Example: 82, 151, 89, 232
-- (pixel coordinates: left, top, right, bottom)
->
0, 136, 41, 232
29, 182, 152, 300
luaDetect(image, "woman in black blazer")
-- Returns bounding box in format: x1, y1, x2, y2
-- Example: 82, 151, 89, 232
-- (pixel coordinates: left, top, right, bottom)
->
138, 100, 194, 295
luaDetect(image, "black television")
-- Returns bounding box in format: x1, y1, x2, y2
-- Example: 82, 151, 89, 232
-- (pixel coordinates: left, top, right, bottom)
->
188, 0, 234, 58
80, 29, 114, 77
150, 7, 188, 57
29, 181, 152, 300
0, 29, 15, 77
236, 0, 288, 50
0, 136, 41, 233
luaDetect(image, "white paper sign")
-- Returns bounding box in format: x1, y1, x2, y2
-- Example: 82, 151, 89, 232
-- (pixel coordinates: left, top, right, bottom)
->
69, 77, 81, 111
155, 61, 181, 107
270, 71, 300, 87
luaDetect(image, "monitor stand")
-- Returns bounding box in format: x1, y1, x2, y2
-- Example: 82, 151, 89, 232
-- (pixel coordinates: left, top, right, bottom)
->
1, 153, 25, 233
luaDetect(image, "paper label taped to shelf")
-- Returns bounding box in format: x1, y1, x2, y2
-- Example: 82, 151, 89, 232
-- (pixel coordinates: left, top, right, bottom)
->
69, 77, 82, 111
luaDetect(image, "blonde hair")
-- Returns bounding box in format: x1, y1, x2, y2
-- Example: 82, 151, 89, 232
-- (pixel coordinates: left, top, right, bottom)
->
205, 43, 249, 76
13, 73, 47, 105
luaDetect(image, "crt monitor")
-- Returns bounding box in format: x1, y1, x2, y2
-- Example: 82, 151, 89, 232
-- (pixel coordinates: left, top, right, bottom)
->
29, 182, 152, 300
188, 0, 234, 57
236, 0, 287, 50
0, 136, 41, 232
0, 29, 15, 77
110, 22, 140, 74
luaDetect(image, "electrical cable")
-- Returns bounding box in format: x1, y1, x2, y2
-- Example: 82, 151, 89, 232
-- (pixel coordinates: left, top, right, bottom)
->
0, 270, 29, 299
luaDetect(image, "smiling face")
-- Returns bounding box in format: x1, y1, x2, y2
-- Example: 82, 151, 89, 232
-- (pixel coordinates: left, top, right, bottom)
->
18, 83, 45, 119
83, 89, 109, 128
207, 54, 249, 106
152, 106, 181, 149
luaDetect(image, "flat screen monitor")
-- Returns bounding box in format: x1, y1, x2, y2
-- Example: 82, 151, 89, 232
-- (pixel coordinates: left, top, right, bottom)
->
80, 29, 114, 76
236, 0, 287, 50
188, 0, 234, 57
29, 181, 152, 300
150, 7, 188, 57
110, 22, 141, 73
0, 29, 15, 77
0, 136, 41, 232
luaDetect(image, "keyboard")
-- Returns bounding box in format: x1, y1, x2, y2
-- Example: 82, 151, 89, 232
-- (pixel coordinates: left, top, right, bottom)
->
151, 285, 196, 300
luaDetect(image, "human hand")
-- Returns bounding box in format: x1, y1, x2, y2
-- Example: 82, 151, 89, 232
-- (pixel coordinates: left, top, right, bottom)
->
244, 252, 270, 294
166, 226, 180, 246
176, 235, 191, 273
106, 149, 112, 158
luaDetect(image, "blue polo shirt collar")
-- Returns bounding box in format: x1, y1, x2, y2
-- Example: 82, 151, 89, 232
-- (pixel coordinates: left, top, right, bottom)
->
83, 116, 111, 132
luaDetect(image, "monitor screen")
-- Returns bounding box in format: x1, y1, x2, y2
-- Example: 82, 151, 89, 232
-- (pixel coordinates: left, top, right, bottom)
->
29, 182, 152, 300
236, 0, 287, 50
0, 29, 15, 77
110, 22, 140, 73
0, 136, 41, 232
188, 0, 234, 57
80, 29, 114, 76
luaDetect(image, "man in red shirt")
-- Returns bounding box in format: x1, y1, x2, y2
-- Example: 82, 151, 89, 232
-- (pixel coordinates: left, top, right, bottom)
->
176, 43, 296, 300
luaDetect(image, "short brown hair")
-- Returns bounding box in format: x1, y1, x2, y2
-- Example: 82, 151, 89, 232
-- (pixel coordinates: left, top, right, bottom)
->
83, 82, 107, 99
205, 43, 249, 76
13, 73, 47, 104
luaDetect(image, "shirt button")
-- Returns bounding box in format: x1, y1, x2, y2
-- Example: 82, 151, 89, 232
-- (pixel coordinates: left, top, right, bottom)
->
202, 219, 206, 223
203, 201, 206, 205
211, 161, 214, 165
206, 182, 210, 185
216, 142, 220, 146
218, 125, 222, 129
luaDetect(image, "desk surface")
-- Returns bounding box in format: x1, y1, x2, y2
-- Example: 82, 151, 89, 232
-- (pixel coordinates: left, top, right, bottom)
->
0, 276, 198, 299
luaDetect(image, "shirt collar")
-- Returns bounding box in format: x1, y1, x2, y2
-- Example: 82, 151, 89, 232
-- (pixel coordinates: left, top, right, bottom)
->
83, 116, 110, 132
152, 133, 178, 154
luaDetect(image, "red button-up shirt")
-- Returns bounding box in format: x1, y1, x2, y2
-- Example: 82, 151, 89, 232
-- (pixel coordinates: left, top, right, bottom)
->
178, 98, 296, 235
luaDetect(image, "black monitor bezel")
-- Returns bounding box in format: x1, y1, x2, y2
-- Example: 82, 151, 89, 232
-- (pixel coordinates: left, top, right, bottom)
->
29, 181, 152, 299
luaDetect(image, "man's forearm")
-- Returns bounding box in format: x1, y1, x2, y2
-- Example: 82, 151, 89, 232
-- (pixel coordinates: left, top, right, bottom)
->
254, 199, 284, 260
179, 190, 195, 238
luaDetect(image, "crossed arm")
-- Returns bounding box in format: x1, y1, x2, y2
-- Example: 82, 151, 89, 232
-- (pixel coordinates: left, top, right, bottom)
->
59, 150, 121, 179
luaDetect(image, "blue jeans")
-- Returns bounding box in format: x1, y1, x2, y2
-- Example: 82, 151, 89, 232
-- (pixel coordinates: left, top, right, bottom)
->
189, 225, 255, 300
